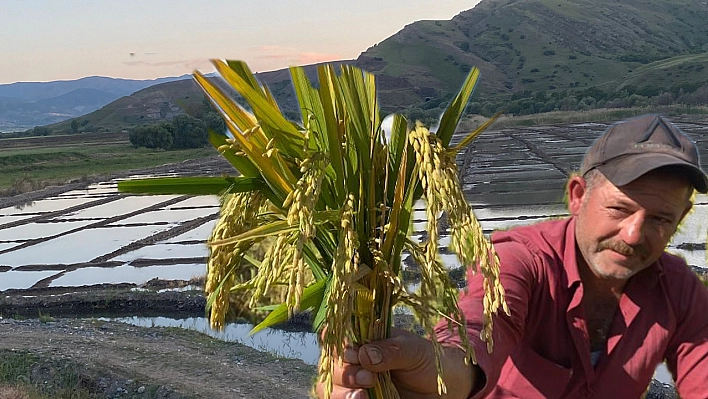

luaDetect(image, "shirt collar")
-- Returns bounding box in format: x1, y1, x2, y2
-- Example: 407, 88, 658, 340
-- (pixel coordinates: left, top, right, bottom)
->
563, 217, 582, 289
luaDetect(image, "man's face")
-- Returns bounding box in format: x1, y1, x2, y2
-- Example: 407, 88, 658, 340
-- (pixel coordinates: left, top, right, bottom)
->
568, 171, 692, 282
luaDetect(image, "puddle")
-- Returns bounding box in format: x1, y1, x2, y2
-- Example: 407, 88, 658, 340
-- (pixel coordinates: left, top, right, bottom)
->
164, 220, 218, 243
473, 203, 568, 219
654, 363, 672, 384
108, 207, 217, 225
478, 216, 562, 233
0, 215, 35, 226
112, 244, 209, 261
0, 225, 174, 267
59, 195, 181, 220
113, 316, 319, 365
0, 270, 63, 291
165, 196, 219, 209
0, 243, 18, 251
58, 183, 119, 197
0, 197, 98, 216
0, 220, 96, 241
672, 197, 708, 245
49, 264, 206, 287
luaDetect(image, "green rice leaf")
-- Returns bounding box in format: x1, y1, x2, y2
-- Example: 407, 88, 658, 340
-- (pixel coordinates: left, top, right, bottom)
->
194, 71, 258, 133
387, 113, 408, 179
312, 65, 346, 202
451, 111, 503, 154
213, 60, 304, 154
207, 129, 260, 178
225, 60, 262, 93
312, 276, 333, 332
436, 67, 481, 147
117, 176, 265, 195
250, 278, 328, 335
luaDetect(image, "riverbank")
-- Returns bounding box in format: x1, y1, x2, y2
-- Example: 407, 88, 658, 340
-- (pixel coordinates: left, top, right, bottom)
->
0, 315, 315, 398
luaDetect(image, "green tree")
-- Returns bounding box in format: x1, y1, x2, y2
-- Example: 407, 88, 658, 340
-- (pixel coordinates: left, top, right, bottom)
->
129, 123, 173, 150
203, 112, 226, 133
70, 120, 79, 133
172, 114, 208, 149
32, 126, 51, 136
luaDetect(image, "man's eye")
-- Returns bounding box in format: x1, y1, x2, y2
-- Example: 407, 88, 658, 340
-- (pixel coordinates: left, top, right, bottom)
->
608, 206, 628, 214
651, 216, 673, 225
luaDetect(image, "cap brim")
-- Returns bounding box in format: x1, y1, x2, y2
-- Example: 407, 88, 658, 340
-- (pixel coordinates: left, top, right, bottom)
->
597, 153, 708, 193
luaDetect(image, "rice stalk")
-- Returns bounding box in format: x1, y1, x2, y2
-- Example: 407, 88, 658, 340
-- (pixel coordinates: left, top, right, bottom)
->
119, 60, 506, 399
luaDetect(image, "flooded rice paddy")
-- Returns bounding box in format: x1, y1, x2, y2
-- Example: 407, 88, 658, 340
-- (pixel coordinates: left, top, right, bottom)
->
8, 184, 704, 291
2, 119, 707, 290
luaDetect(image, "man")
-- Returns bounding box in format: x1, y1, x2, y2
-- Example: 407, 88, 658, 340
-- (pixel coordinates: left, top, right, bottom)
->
318, 114, 708, 398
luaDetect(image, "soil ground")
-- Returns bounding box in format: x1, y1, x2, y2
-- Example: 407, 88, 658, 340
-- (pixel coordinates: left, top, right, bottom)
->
0, 316, 315, 399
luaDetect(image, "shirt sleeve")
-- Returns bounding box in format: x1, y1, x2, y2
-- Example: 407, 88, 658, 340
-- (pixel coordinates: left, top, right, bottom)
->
665, 269, 708, 399
434, 239, 539, 398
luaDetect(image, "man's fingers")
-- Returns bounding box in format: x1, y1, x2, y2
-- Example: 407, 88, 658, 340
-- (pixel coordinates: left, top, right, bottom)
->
342, 347, 360, 364
331, 357, 376, 387
315, 379, 369, 399
358, 330, 431, 373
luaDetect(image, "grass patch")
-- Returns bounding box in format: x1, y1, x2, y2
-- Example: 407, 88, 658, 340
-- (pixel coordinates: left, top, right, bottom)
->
487, 105, 708, 128
0, 351, 96, 399
0, 136, 216, 195
37, 312, 55, 324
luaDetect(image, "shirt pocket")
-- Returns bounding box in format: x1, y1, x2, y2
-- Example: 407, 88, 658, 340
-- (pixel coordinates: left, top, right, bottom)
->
500, 345, 573, 399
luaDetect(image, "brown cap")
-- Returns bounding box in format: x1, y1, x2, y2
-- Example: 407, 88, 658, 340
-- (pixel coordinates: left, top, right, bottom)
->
581, 114, 708, 193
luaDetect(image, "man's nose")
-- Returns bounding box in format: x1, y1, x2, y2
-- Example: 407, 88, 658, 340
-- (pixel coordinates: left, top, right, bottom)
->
619, 212, 646, 246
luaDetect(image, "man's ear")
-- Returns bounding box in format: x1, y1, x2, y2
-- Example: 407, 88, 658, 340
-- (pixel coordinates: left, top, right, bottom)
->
567, 175, 587, 215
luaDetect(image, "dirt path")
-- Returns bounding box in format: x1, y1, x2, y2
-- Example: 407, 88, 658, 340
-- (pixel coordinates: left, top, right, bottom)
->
0, 317, 316, 398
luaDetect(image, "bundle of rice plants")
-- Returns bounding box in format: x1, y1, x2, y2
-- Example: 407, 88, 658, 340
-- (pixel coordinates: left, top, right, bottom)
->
119, 60, 507, 398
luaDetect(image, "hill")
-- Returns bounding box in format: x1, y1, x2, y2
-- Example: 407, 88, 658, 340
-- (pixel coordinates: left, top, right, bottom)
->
357, 0, 708, 111
31, 0, 708, 134
0, 75, 191, 101
45, 62, 352, 134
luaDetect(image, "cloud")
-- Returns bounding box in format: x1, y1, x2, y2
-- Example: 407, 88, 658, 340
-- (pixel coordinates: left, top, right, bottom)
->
122, 58, 207, 68
251, 46, 342, 65
252, 45, 292, 53
292, 52, 343, 64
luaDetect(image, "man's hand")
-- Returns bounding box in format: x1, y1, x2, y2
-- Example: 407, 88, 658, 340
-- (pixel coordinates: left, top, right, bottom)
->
315, 329, 479, 399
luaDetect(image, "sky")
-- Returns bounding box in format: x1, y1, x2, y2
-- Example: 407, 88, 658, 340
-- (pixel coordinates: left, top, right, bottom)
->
0, 0, 481, 85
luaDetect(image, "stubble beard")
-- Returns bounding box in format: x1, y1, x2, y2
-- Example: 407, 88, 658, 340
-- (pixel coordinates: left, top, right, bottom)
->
587, 238, 651, 281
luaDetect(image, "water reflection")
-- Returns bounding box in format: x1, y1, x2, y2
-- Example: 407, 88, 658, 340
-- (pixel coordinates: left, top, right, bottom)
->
0, 197, 96, 215
164, 220, 218, 243
114, 316, 319, 365
0, 220, 96, 241
59, 195, 179, 220
0, 225, 174, 267
0, 270, 62, 291
113, 244, 208, 261
109, 207, 216, 225
49, 264, 206, 287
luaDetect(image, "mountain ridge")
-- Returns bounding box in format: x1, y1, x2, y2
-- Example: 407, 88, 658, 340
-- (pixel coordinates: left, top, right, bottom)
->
0, 75, 192, 131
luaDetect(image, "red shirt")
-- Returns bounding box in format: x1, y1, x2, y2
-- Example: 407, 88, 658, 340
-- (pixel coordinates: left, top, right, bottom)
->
436, 217, 708, 398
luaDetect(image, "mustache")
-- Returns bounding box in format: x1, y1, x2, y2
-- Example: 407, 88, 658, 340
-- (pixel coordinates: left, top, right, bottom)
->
597, 239, 647, 258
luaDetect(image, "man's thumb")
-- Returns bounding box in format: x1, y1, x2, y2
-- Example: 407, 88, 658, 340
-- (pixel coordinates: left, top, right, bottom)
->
358, 333, 430, 373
